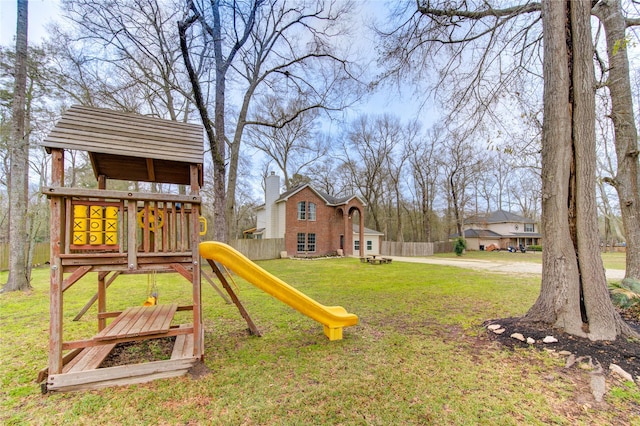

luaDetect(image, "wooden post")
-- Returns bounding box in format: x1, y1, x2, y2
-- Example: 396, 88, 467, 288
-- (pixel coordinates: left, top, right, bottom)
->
127, 200, 137, 270
190, 164, 203, 358
49, 149, 64, 375
97, 271, 108, 331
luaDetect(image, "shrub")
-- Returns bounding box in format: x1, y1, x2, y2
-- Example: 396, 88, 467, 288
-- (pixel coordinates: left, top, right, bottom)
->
454, 237, 466, 256
528, 245, 542, 252
609, 278, 640, 309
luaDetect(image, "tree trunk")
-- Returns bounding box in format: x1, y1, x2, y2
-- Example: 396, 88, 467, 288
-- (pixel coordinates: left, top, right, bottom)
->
525, 0, 636, 340
3, 0, 31, 293
593, 0, 640, 280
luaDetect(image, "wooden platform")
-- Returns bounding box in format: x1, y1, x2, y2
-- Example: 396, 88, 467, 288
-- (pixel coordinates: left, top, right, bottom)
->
45, 305, 198, 393
96, 304, 178, 341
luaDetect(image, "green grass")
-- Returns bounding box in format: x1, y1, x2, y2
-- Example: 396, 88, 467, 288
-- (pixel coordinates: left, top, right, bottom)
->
1, 258, 638, 425
435, 250, 627, 270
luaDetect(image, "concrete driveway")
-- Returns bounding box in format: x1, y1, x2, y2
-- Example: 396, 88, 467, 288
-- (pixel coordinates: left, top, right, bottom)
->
384, 255, 626, 281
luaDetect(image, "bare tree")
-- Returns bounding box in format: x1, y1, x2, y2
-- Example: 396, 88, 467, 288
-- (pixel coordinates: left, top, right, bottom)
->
341, 114, 406, 237
3, 0, 30, 292
52, 0, 193, 120
247, 95, 325, 190
592, 0, 640, 280
179, 0, 361, 241
381, 0, 637, 340
406, 125, 442, 242
524, 0, 636, 340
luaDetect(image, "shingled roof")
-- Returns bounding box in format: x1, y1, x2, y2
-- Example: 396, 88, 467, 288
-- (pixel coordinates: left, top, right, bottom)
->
41, 105, 204, 185
276, 183, 365, 206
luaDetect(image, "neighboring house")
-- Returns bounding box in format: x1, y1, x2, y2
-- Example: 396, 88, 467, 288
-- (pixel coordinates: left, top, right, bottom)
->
250, 173, 380, 257
456, 210, 542, 250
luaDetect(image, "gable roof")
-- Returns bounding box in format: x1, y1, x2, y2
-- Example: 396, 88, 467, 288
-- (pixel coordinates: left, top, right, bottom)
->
41, 105, 203, 185
466, 210, 534, 224
276, 184, 366, 206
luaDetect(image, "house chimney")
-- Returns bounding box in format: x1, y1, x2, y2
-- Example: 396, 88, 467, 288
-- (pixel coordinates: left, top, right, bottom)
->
265, 172, 280, 206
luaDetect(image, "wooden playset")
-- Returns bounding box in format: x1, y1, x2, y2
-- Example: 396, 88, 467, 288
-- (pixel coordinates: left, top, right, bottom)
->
39, 106, 205, 392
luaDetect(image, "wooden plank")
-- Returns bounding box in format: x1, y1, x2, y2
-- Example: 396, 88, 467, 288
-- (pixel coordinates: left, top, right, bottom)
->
63, 326, 193, 350
47, 357, 197, 392
207, 259, 261, 337
37, 348, 83, 383
43, 186, 202, 204
94, 304, 177, 340
60, 106, 203, 138
62, 265, 92, 292
127, 306, 163, 337
171, 325, 194, 360
65, 343, 117, 373
136, 304, 177, 337
45, 128, 202, 162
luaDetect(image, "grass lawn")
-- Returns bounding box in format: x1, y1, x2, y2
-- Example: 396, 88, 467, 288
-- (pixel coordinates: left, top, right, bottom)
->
435, 250, 627, 270
1, 258, 638, 425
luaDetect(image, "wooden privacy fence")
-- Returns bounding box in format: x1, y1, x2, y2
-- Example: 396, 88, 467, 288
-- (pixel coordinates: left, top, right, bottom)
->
229, 238, 285, 261
1, 238, 286, 271
2, 239, 453, 270
0, 242, 50, 271
381, 241, 454, 257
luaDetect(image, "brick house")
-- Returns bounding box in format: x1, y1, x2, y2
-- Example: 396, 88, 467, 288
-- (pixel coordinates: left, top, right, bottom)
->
252, 173, 376, 257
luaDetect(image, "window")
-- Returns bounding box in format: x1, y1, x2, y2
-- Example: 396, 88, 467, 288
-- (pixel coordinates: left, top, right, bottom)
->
308, 202, 316, 221
297, 233, 316, 253
524, 223, 534, 233
298, 201, 315, 221
354, 240, 360, 251
307, 233, 316, 252
366, 240, 372, 251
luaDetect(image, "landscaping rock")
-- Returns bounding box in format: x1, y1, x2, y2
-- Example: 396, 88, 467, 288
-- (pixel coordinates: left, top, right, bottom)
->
609, 364, 634, 383
510, 333, 525, 341
493, 328, 506, 334
526, 337, 535, 345
543, 336, 558, 343
487, 324, 502, 331
590, 372, 606, 403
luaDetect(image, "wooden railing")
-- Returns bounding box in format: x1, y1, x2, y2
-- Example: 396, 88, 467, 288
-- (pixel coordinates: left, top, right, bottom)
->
43, 187, 201, 272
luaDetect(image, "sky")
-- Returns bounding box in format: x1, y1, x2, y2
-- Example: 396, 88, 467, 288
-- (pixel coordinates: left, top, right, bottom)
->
0, 0, 430, 122
0, 0, 61, 46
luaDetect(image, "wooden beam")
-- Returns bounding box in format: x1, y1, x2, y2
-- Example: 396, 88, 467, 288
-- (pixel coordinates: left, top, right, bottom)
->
42, 186, 202, 203
62, 265, 92, 293
201, 268, 231, 304
46, 357, 197, 392
170, 263, 193, 282
207, 259, 261, 337
146, 158, 156, 182
73, 271, 120, 322
49, 148, 65, 375
62, 326, 193, 350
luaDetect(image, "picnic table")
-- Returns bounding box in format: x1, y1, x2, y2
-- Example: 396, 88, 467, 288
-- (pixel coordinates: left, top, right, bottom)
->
360, 255, 392, 265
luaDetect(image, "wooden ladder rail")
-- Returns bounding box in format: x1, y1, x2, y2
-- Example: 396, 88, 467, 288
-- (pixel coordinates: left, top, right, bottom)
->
200, 267, 232, 304
205, 258, 261, 337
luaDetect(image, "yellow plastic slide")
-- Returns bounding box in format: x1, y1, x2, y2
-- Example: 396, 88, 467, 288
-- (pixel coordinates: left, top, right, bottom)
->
199, 241, 358, 340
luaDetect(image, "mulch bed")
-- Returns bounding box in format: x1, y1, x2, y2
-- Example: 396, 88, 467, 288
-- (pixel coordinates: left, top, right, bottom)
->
485, 307, 640, 380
